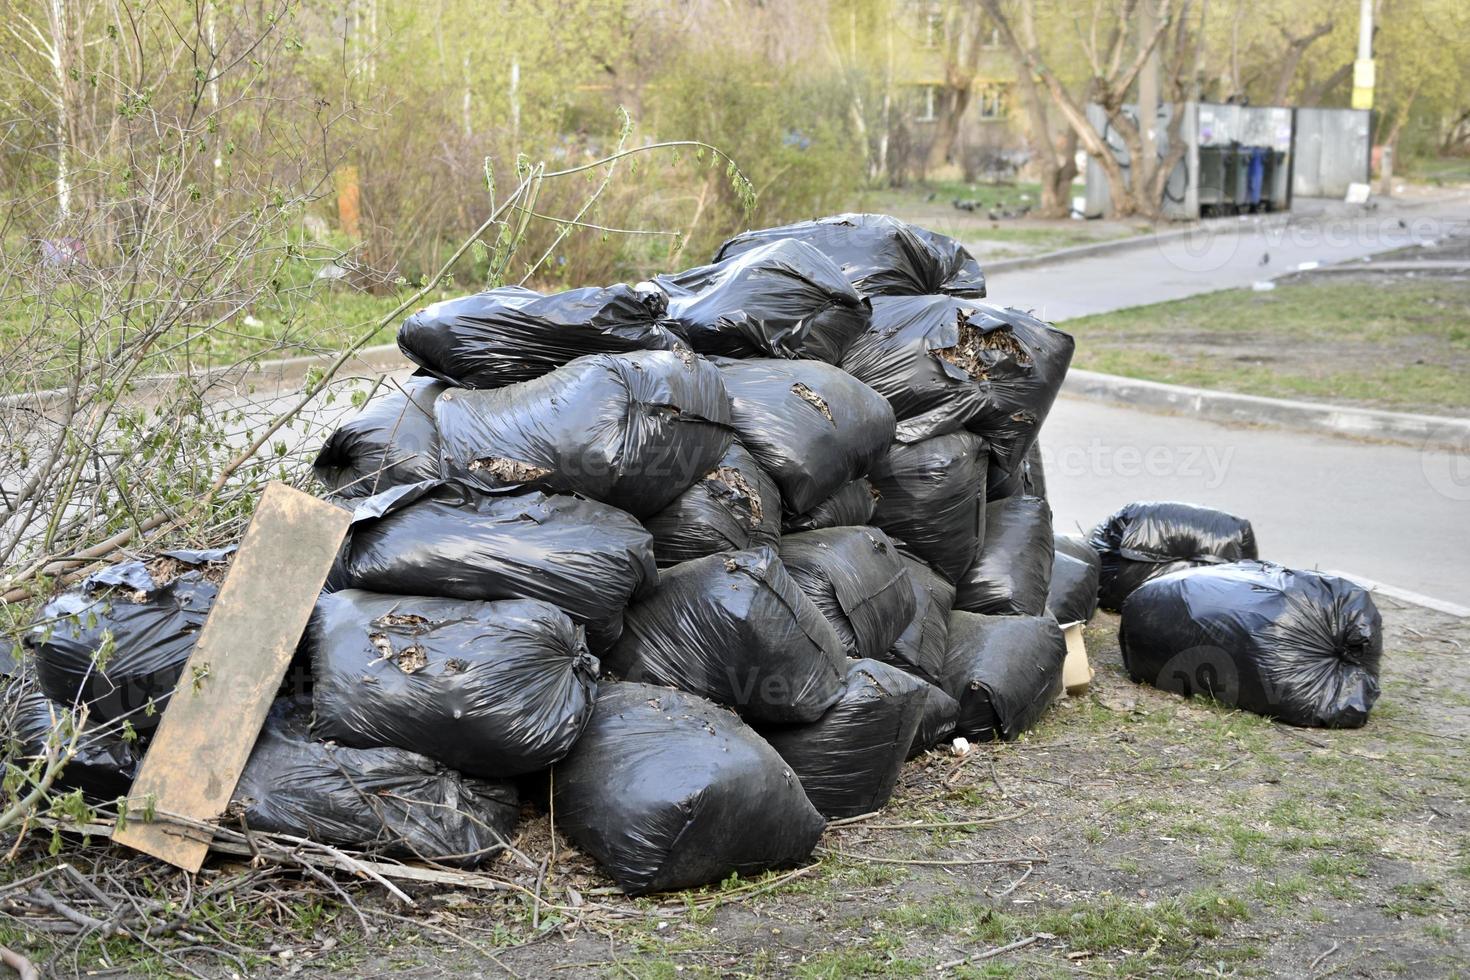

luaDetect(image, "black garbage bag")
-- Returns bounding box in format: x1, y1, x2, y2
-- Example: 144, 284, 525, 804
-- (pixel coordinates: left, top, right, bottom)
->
313, 377, 445, 499
907, 680, 960, 759
397, 284, 681, 389
781, 479, 878, 533
1119, 561, 1382, 728
985, 439, 1046, 501
868, 432, 987, 583
943, 612, 1065, 741
1055, 532, 1101, 570
1090, 501, 1259, 612
642, 440, 781, 568
960, 306, 1074, 479
882, 555, 954, 685
779, 528, 915, 661
29, 549, 233, 729
719, 359, 895, 515
436, 349, 732, 519
603, 548, 847, 724
759, 659, 927, 818
715, 213, 985, 298
647, 239, 871, 363
335, 482, 656, 650
552, 682, 826, 895
9, 687, 141, 802
232, 696, 520, 867
308, 591, 597, 778
955, 496, 1054, 617
839, 295, 992, 443
1047, 550, 1101, 626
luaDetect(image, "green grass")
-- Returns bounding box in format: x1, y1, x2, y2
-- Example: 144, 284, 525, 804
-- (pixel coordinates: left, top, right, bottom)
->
1064, 276, 1470, 414
1403, 155, 1470, 184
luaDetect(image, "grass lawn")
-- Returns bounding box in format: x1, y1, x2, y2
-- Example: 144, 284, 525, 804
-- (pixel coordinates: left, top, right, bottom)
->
1063, 274, 1470, 415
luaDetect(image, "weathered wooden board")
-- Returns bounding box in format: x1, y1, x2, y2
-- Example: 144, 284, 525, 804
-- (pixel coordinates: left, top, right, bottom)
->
114, 482, 350, 872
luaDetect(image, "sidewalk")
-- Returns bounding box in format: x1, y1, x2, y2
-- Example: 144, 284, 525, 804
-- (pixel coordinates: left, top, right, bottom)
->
986, 190, 1470, 320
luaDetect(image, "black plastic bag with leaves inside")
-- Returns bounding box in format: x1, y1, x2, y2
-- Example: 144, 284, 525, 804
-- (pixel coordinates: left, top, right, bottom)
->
642, 440, 781, 568
758, 658, 928, 818
907, 679, 960, 759
397, 284, 681, 389
1090, 501, 1258, 612
308, 590, 598, 778
839, 294, 993, 443
334, 481, 656, 651
232, 696, 520, 868
647, 239, 871, 363
943, 612, 1065, 742
868, 432, 987, 583
313, 377, 446, 499
1119, 561, 1381, 728
959, 305, 1073, 479
780, 527, 915, 661
603, 548, 847, 724
552, 682, 826, 895
715, 213, 985, 298
435, 349, 732, 519
29, 548, 233, 729
719, 359, 895, 516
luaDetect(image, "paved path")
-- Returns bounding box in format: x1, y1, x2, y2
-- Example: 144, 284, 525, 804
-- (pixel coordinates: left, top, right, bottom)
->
988, 193, 1470, 320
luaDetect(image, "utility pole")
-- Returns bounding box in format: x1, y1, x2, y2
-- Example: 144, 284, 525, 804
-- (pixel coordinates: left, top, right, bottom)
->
1351, 0, 1374, 110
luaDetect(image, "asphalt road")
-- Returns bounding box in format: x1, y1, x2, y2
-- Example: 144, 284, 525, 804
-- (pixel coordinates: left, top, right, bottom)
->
988, 193, 1470, 609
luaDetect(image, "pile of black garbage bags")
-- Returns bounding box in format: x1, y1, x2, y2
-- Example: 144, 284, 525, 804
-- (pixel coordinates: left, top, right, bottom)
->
8, 211, 1382, 898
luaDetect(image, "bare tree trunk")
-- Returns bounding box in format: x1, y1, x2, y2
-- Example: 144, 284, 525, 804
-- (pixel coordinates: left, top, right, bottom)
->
1300, 61, 1353, 107
45, 0, 77, 219
1271, 20, 1334, 105
1379, 88, 1420, 196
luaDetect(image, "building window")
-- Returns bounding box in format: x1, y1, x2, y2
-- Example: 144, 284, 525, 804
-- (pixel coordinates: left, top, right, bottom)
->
978, 86, 1008, 119
918, 1, 943, 48
915, 85, 939, 123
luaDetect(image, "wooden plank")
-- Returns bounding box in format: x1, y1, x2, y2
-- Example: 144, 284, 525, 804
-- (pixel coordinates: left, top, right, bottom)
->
114, 482, 350, 872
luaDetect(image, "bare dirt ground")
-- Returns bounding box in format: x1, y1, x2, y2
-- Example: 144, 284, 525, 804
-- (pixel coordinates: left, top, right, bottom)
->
3, 599, 1465, 978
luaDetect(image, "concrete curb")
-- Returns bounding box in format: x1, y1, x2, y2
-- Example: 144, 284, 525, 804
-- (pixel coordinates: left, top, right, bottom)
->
1061, 368, 1470, 449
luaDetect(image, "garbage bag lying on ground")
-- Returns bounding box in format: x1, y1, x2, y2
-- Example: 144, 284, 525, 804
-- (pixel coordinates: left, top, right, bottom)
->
943, 612, 1066, 741
308, 591, 598, 778
436, 349, 732, 518
1090, 501, 1258, 612
335, 482, 656, 650
782, 479, 878, 533
868, 432, 987, 583
715, 213, 986, 298
718, 359, 896, 515
10, 687, 141, 802
603, 548, 846, 724
961, 306, 1073, 479
908, 680, 960, 759
1119, 561, 1382, 728
881, 555, 954, 685
29, 549, 233, 729
233, 696, 520, 867
986, 439, 1046, 501
552, 682, 826, 895
647, 239, 871, 363
840, 295, 992, 442
759, 658, 927, 818
313, 377, 445, 498
398, 284, 680, 389
955, 496, 1054, 616
642, 440, 781, 568
780, 528, 915, 660
1047, 549, 1101, 626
